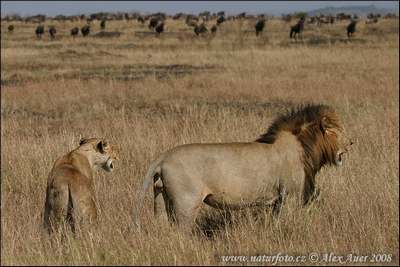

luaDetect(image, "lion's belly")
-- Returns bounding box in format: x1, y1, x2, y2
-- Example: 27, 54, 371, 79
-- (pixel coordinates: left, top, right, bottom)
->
162, 141, 305, 208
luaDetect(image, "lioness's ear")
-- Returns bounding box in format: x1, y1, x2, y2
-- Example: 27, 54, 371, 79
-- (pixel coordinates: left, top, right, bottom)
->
96, 140, 108, 153
96, 141, 105, 153
79, 138, 88, 146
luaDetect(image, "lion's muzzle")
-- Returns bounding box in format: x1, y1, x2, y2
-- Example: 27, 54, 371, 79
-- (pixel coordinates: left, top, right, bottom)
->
335, 139, 354, 166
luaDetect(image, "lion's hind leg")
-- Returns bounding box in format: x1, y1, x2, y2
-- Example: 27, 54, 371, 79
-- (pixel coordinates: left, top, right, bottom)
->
153, 175, 169, 224
167, 193, 205, 233
43, 183, 72, 235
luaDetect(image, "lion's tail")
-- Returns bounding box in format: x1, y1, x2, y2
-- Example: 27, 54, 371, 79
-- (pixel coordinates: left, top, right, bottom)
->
134, 153, 166, 229
142, 154, 164, 193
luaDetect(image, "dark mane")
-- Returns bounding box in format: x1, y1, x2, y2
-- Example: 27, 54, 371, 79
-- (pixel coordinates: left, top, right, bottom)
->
256, 104, 343, 201
256, 104, 340, 144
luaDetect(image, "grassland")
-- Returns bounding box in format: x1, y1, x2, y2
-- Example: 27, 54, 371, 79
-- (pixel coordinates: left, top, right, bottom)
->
1, 17, 399, 265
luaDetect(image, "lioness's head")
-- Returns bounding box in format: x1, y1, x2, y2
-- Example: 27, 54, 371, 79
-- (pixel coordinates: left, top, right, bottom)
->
78, 138, 119, 172
319, 116, 354, 167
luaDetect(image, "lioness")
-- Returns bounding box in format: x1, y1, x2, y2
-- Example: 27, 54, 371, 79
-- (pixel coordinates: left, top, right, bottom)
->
141, 104, 353, 228
43, 138, 118, 234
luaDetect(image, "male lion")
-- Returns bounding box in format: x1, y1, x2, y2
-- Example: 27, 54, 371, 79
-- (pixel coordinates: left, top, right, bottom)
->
140, 104, 353, 229
43, 138, 118, 234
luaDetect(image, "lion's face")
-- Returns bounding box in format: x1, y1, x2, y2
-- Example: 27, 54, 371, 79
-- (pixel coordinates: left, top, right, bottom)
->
79, 138, 119, 172
325, 127, 354, 166
334, 129, 354, 166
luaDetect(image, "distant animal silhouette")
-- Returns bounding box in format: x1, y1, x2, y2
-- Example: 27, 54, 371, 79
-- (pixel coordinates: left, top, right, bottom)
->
347, 20, 357, 38
149, 17, 159, 29
48, 26, 56, 39
194, 23, 208, 36
70, 27, 79, 37
155, 22, 164, 34
8, 25, 14, 33
216, 16, 225, 25
290, 17, 305, 40
137, 16, 145, 24
100, 19, 106, 30
81, 25, 90, 37
35, 25, 44, 38
255, 19, 265, 36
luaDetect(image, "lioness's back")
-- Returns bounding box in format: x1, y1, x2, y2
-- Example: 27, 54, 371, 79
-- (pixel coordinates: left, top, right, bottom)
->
43, 138, 117, 234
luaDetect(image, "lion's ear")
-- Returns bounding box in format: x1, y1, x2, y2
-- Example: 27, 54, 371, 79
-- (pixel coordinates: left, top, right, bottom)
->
79, 138, 88, 146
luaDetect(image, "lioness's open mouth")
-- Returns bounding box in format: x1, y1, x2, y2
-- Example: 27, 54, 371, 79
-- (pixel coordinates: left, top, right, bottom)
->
336, 151, 345, 166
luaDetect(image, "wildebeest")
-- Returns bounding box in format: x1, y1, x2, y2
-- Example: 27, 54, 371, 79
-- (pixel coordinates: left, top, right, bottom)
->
194, 23, 208, 36
186, 19, 198, 28
384, 13, 397, 19
35, 25, 45, 38
137, 16, 145, 24
48, 26, 56, 39
217, 11, 225, 17
347, 20, 357, 38
8, 25, 14, 33
290, 16, 305, 40
148, 17, 159, 29
365, 17, 378, 24
100, 19, 106, 30
236, 12, 246, 19
367, 13, 381, 20
216, 15, 225, 25
81, 25, 90, 37
173, 13, 183, 20
71, 27, 79, 37
185, 14, 199, 25
155, 22, 164, 34
255, 19, 266, 36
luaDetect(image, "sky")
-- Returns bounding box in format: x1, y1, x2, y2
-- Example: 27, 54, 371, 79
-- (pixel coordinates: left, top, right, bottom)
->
1, 1, 398, 17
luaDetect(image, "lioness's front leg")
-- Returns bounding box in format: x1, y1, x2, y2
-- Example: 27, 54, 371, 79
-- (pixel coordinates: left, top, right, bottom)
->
69, 184, 98, 231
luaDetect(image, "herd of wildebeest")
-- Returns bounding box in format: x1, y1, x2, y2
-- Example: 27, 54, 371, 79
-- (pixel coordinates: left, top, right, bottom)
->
3, 11, 398, 40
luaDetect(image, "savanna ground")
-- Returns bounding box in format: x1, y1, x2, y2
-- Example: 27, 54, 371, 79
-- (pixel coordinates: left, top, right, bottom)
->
1, 17, 399, 265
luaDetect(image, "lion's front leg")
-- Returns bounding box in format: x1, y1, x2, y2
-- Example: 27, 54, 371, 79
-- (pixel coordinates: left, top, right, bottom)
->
272, 185, 286, 217
303, 176, 318, 206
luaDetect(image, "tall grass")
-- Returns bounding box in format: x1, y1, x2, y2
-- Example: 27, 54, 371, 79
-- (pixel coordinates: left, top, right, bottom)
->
1, 17, 399, 265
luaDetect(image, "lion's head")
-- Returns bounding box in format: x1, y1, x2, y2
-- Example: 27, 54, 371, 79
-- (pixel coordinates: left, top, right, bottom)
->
256, 104, 353, 176
78, 138, 119, 172
318, 117, 354, 167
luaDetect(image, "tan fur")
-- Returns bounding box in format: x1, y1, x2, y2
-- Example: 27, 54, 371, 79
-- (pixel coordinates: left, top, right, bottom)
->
141, 104, 353, 228
43, 138, 118, 234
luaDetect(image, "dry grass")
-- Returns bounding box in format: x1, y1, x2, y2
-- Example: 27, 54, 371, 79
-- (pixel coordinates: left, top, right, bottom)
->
1, 17, 399, 265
